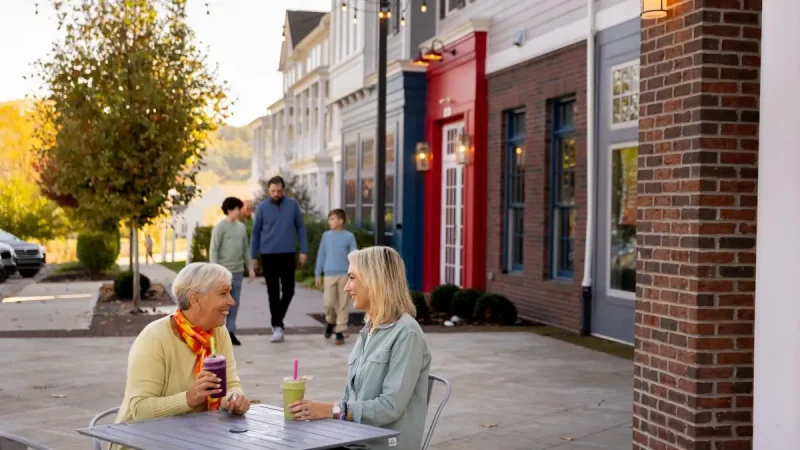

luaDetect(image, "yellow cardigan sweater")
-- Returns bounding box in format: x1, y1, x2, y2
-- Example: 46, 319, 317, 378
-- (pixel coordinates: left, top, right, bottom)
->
112, 315, 244, 446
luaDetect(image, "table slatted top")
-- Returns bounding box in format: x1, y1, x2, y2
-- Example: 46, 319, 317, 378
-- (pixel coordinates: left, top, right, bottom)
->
76, 404, 399, 450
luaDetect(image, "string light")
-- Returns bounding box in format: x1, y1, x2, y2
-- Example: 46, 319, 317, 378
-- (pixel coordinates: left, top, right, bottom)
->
421, 1, 427, 13
400, 15, 405, 26
353, 9, 358, 24
341, 1, 347, 11
35, 2, 39, 15
205, 3, 210, 15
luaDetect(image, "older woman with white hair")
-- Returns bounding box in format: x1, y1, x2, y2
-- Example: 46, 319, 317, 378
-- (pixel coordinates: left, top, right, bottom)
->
289, 246, 432, 450
114, 263, 250, 433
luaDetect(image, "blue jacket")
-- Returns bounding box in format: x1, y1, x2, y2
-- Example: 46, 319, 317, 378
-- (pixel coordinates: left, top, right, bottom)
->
250, 197, 308, 257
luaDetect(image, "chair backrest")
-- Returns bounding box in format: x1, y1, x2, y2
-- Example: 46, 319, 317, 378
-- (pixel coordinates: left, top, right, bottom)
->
423, 375, 451, 450
0, 432, 54, 450
89, 407, 119, 450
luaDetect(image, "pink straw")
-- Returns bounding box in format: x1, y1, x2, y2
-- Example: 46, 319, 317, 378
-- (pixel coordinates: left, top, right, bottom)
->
293, 359, 298, 380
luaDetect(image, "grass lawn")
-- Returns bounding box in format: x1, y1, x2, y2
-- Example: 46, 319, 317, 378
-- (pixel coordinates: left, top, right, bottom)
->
160, 261, 186, 272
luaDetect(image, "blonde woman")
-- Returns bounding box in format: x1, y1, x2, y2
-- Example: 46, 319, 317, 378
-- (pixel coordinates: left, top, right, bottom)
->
114, 263, 250, 449
289, 246, 432, 450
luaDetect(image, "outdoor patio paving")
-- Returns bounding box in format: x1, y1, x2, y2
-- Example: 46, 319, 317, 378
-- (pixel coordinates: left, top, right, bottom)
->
0, 331, 633, 450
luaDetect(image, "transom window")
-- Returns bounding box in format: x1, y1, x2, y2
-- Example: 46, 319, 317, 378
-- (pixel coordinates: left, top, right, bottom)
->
611, 60, 640, 127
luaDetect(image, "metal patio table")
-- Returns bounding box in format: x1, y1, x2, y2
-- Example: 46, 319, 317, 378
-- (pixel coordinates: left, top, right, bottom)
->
76, 404, 399, 450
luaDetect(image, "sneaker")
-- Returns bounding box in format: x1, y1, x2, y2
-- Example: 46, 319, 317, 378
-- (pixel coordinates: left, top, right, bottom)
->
230, 332, 241, 346
271, 327, 285, 343
324, 324, 334, 340
334, 333, 345, 346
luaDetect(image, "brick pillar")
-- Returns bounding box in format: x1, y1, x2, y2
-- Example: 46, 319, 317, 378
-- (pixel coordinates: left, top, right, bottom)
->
634, 1, 761, 449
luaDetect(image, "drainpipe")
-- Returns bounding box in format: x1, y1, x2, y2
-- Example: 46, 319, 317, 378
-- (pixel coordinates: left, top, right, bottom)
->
580, 0, 596, 336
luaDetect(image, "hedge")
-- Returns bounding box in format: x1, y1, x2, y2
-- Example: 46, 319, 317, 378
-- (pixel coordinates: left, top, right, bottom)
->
76, 230, 120, 275
114, 271, 152, 300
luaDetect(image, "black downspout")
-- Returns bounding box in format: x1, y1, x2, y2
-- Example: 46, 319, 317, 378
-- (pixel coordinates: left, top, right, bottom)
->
580, 286, 592, 336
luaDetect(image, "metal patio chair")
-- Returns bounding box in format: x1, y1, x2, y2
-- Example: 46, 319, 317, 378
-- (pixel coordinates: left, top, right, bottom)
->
423, 375, 452, 450
0, 432, 54, 450
88, 407, 119, 450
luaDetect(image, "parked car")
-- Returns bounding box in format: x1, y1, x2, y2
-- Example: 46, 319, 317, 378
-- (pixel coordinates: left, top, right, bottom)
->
0, 242, 18, 276
0, 229, 44, 278
0, 262, 7, 284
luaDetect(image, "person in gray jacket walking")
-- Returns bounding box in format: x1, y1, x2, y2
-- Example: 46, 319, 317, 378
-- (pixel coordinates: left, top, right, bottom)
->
250, 176, 308, 343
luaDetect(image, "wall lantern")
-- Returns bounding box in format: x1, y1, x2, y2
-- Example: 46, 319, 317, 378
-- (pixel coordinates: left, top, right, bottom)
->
412, 51, 430, 67
641, 0, 667, 20
455, 132, 471, 166
415, 142, 431, 171
423, 39, 456, 62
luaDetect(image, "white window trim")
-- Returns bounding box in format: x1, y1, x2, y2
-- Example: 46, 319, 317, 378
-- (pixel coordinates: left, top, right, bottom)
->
609, 59, 640, 130
605, 140, 639, 301
439, 122, 465, 286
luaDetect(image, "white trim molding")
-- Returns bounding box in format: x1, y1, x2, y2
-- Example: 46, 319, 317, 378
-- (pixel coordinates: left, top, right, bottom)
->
420, 18, 492, 51
486, 0, 640, 75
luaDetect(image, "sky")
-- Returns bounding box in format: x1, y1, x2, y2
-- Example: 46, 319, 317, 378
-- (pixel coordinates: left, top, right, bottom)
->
0, 0, 331, 127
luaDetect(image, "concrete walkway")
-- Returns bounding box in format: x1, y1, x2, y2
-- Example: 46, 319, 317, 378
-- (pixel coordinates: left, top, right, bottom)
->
0, 281, 100, 332
0, 332, 633, 450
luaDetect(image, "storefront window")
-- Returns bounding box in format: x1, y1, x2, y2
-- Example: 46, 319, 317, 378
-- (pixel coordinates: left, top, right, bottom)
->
610, 145, 638, 293
551, 98, 577, 279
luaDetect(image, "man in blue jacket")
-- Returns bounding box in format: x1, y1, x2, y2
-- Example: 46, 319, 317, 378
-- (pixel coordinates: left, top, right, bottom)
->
250, 175, 309, 343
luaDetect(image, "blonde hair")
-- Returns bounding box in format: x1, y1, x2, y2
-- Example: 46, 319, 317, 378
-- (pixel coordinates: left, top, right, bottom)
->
348, 246, 416, 327
172, 262, 232, 310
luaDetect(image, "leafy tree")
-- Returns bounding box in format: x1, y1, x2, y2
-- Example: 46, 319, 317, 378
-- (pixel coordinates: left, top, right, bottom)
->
32, 0, 229, 310
0, 101, 70, 241
253, 172, 319, 218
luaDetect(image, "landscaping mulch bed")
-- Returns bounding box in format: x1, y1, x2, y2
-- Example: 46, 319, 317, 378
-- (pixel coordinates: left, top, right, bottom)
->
89, 283, 176, 336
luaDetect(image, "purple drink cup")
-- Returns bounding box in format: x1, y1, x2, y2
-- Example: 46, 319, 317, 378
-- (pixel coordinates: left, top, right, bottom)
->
202, 355, 227, 399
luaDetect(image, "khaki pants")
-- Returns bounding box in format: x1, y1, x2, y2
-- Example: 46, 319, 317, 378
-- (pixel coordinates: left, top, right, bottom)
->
323, 275, 350, 333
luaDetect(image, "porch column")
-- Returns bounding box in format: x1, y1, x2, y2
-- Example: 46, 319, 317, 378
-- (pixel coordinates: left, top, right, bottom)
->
633, 1, 762, 449
753, 0, 800, 447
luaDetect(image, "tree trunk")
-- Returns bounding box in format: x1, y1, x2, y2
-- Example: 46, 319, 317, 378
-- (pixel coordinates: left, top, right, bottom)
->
132, 224, 142, 312
129, 227, 134, 269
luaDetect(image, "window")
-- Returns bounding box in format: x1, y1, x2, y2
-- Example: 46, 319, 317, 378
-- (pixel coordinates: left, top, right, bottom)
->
611, 61, 640, 127
361, 138, 375, 169
391, 0, 401, 34
551, 98, 577, 279
344, 142, 358, 224
340, 131, 397, 234
386, 134, 395, 164
504, 109, 525, 272
440, 0, 465, 19
610, 145, 638, 293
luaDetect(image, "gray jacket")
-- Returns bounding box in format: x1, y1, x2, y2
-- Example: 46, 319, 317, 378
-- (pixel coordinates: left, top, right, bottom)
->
344, 313, 432, 450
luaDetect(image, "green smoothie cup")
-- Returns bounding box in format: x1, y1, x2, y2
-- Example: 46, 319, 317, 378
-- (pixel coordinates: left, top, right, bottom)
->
282, 377, 306, 419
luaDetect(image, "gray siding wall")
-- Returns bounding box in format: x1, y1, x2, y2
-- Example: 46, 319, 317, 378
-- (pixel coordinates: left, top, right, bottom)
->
437, 0, 627, 55
387, 0, 436, 62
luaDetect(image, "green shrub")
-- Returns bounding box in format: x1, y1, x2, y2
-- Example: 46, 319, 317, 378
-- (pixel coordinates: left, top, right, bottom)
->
114, 271, 152, 300
430, 284, 460, 314
410, 290, 429, 321
474, 293, 519, 325
76, 230, 120, 275
452, 288, 484, 321
190, 226, 212, 262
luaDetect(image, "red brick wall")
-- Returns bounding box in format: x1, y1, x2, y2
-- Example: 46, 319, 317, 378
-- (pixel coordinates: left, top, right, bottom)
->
634, 1, 761, 449
485, 42, 586, 330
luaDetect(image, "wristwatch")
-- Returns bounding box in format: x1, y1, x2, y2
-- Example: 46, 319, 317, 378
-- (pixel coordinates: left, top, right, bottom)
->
332, 403, 342, 419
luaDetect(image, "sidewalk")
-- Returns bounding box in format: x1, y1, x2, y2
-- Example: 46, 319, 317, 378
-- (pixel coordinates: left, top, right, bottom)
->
0, 332, 633, 450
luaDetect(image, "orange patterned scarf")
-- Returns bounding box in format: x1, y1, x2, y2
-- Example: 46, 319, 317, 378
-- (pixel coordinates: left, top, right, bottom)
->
172, 310, 221, 411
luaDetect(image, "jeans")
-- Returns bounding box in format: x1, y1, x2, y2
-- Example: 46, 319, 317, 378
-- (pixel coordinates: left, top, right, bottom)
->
260, 253, 296, 329
226, 271, 244, 334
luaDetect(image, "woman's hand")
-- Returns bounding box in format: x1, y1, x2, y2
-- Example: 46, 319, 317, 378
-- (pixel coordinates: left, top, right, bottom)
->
225, 393, 250, 415
288, 400, 334, 421
186, 370, 222, 408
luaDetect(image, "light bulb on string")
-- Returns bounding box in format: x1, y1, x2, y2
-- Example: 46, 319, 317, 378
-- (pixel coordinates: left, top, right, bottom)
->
341, 1, 347, 11
421, 2, 427, 13
35, 2, 39, 15
400, 15, 405, 26
205, 3, 210, 15
353, 9, 358, 24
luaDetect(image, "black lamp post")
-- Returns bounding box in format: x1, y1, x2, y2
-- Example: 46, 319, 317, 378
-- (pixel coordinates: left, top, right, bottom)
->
374, 0, 389, 246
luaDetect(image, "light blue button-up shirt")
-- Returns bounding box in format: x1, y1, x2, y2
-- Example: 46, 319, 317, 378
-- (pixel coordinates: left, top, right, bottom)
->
343, 313, 432, 450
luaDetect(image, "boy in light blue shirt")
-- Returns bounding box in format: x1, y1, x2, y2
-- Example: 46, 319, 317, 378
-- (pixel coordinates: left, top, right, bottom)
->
315, 209, 358, 345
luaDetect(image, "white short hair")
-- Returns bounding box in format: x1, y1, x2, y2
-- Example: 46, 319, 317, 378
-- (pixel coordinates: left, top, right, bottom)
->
172, 262, 232, 310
